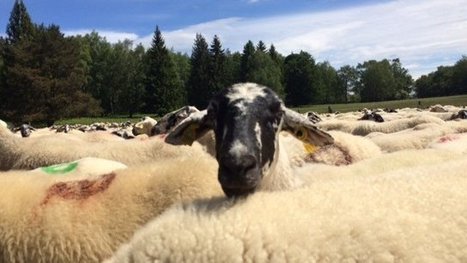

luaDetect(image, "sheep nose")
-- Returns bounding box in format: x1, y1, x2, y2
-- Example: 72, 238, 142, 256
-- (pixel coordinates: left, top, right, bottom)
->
220, 154, 257, 178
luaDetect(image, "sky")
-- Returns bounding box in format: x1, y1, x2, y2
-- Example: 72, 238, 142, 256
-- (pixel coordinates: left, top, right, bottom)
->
1, 0, 467, 79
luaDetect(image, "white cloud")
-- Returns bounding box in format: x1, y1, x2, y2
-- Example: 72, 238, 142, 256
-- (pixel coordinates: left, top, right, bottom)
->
69, 0, 467, 78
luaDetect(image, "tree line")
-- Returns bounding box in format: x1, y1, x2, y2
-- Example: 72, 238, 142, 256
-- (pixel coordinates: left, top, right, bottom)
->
0, 0, 466, 125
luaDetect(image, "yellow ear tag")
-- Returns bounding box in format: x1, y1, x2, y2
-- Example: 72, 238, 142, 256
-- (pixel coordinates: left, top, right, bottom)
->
303, 143, 317, 154
295, 127, 317, 154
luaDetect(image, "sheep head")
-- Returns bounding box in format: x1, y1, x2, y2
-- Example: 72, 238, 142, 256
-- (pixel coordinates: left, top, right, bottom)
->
166, 83, 334, 197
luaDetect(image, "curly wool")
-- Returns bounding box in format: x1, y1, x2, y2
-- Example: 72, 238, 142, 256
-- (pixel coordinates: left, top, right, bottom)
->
106, 149, 467, 263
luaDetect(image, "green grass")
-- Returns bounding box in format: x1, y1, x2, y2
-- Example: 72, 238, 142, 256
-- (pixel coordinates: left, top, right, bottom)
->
56, 94, 467, 125
293, 94, 467, 114
55, 115, 146, 125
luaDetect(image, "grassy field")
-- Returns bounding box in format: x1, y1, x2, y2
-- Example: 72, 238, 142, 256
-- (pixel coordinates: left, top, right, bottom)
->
56, 94, 467, 125
293, 94, 467, 114
55, 116, 145, 125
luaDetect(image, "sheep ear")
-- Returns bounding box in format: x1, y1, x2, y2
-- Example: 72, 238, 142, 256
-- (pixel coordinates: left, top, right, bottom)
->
165, 110, 213, 145
281, 106, 334, 147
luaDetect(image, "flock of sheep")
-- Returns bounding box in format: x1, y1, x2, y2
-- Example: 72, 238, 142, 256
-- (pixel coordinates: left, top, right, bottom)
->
1, 82, 467, 262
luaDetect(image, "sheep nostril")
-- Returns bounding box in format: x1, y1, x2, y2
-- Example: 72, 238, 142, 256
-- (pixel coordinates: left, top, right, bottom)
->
221, 154, 257, 176
242, 154, 257, 173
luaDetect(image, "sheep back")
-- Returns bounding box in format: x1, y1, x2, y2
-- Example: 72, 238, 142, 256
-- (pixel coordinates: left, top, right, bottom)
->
0, 155, 222, 263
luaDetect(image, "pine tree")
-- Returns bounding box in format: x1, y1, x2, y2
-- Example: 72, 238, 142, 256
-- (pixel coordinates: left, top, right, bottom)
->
256, 40, 267, 53
224, 50, 242, 86
1, 0, 35, 114
171, 51, 191, 96
239, 41, 283, 96
188, 33, 210, 108
209, 35, 227, 95
3, 24, 101, 125
240, 40, 255, 82
119, 43, 146, 117
144, 26, 184, 115
5, 0, 34, 44
81, 31, 113, 113
268, 44, 282, 65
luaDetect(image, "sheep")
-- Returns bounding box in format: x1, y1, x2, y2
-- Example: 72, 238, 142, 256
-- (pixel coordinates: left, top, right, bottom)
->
111, 128, 136, 139
367, 122, 458, 152
165, 83, 335, 197
303, 111, 322, 124
132, 116, 157, 136
13, 124, 36, 137
155, 107, 379, 167
0, 119, 7, 128
428, 132, 467, 154
366, 120, 467, 153
30, 157, 128, 177
152, 105, 199, 135
0, 124, 201, 170
164, 84, 384, 196
429, 104, 448, 112
8, 124, 126, 142
450, 109, 467, 120
55, 124, 71, 133
318, 114, 445, 136
106, 149, 467, 263
0, 153, 223, 263
358, 111, 384, 122
280, 130, 381, 166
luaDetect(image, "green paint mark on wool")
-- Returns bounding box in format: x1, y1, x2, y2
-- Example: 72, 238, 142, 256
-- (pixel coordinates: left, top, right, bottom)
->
41, 161, 79, 175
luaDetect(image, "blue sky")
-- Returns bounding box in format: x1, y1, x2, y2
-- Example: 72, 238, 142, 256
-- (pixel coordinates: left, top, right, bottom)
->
1, 0, 467, 78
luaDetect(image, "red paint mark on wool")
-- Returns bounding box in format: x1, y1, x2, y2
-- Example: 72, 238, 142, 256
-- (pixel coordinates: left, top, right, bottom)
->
437, 134, 460, 143
41, 172, 116, 206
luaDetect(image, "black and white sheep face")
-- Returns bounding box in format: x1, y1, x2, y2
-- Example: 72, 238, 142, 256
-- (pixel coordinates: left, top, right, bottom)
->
14, 124, 35, 138
204, 84, 284, 196
166, 83, 334, 197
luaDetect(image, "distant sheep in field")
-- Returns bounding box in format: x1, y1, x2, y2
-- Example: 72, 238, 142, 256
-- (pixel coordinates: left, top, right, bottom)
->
450, 109, 467, 120
132, 116, 157, 136
303, 111, 322, 124
0, 124, 201, 170
55, 124, 71, 133
13, 124, 36, 137
429, 104, 448, 112
319, 114, 445, 136
0, 154, 222, 263
358, 111, 384, 122
366, 122, 467, 152
106, 149, 467, 263
112, 128, 136, 139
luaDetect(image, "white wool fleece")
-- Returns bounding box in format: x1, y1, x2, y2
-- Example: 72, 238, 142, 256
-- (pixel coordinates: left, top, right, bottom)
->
107, 154, 467, 263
